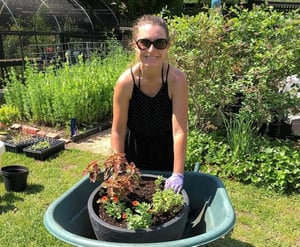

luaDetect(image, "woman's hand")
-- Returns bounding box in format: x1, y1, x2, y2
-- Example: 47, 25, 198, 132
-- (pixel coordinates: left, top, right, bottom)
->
164, 173, 184, 193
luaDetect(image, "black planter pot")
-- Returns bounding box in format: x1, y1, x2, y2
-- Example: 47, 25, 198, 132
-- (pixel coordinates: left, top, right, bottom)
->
87, 174, 190, 243
1, 165, 29, 192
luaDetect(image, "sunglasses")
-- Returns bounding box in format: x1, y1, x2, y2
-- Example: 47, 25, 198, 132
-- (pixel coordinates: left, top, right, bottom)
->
136, 39, 168, 50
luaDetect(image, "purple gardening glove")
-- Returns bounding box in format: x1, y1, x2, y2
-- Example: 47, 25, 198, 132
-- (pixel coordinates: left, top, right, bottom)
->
164, 173, 184, 193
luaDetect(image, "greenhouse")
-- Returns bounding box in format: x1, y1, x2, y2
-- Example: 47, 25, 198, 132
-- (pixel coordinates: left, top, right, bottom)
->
0, 0, 121, 83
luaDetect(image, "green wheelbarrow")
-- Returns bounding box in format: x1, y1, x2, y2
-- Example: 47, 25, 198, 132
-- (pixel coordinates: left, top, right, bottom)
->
44, 170, 235, 246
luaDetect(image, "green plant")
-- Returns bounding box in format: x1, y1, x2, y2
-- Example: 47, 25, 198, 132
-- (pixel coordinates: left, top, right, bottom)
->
0, 104, 20, 127
222, 112, 257, 161
102, 0, 184, 21
4, 43, 132, 127
30, 140, 50, 151
186, 129, 300, 194
6, 132, 34, 145
167, 7, 300, 132
83, 153, 185, 230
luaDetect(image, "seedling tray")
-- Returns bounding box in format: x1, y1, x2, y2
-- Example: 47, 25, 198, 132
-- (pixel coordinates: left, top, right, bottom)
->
23, 138, 65, 160
4, 137, 39, 153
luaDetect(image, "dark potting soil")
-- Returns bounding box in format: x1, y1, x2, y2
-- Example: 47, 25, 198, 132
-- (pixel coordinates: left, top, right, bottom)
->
97, 177, 181, 229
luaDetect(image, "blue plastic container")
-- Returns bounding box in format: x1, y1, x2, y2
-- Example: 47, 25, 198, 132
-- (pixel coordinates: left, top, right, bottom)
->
44, 171, 235, 246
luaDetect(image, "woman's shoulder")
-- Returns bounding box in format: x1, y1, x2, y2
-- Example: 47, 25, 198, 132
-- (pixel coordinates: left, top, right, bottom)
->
117, 64, 139, 85
167, 63, 187, 86
114, 64, 139, 98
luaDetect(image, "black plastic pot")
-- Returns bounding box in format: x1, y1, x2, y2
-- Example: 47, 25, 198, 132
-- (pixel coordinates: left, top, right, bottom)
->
87, 174, 190, 243
1, 165, 29, 192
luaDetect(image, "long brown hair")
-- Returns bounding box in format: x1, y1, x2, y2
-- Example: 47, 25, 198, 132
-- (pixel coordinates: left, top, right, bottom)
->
131, 15, 169, 42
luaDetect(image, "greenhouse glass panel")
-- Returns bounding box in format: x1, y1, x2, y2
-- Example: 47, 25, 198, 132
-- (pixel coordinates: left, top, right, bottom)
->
0, 0, 97, 33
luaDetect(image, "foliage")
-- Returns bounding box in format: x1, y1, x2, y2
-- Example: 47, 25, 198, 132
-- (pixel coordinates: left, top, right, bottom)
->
4, 42, 132, 127
5, 131, 35, 145
223, 112, 257, 160
186, 129, 230, 170
29, 140, 51, 151
168, 7, 300, 131
83, 153, 185, 230
124, 201, 153, 230
84, 153, 141, 200
168, 11, 234, 130
103, 0, 184, 22
187, 129, 300, 194
0, 104, 20, 126
152, 187, 184, 215
225, 6, 300, 128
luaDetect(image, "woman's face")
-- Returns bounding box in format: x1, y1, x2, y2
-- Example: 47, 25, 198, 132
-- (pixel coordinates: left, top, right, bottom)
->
134, 24, 169, 68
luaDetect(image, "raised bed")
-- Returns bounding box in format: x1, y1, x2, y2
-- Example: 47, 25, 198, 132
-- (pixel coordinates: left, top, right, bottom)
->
71, 120, 111, 142
71, 126, 100, 142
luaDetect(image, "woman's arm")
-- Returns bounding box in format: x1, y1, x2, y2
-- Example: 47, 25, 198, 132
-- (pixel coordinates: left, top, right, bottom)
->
170, 68, 188, 175
110, 70, 132, 153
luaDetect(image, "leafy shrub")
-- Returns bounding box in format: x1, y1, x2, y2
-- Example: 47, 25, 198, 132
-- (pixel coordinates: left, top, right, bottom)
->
0, 104, 20, 126
168, 6, 300, 131
187, 130, 300, 194
103, 0, 184, 21
168, 11, 235, 130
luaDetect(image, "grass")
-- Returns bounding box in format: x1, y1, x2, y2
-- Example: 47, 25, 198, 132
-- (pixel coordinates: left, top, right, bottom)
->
0, 149, 103, 246
0, 149, 299, 246
207, 179, 300, 247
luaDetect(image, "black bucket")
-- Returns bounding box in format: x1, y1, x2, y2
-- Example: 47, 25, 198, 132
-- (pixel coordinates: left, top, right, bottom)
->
1, 165, 29, 192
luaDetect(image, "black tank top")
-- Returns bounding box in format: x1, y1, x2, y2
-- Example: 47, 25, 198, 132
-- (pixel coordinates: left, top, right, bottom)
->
125, 64, 173, 171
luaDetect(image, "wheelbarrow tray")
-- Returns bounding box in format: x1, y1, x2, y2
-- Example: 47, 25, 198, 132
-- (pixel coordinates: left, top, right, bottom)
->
44, 171, 235, 247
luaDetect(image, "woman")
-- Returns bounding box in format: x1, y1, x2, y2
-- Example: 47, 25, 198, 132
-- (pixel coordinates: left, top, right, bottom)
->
111, 15, 188, 193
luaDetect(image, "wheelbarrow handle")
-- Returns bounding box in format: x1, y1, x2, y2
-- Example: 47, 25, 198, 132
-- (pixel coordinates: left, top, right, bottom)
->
193, 162, 200, 172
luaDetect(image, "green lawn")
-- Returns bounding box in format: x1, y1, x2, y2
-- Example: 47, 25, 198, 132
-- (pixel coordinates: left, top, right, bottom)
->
0, 150, 299, 246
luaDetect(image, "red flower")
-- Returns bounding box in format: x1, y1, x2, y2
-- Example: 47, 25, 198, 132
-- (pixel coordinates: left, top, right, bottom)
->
112, 195, 119, 203
101, 196, 108, 202
122, 213, 127, 219
132, 200, 139, 207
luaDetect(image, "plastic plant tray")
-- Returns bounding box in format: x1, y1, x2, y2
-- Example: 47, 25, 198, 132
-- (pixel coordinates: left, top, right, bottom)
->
44, 171, 235, 247
23, 138, 65, 160
4, 137, 38, 153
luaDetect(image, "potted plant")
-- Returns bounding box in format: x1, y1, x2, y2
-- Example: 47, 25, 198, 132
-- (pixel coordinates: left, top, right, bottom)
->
83, 153, 189, 243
